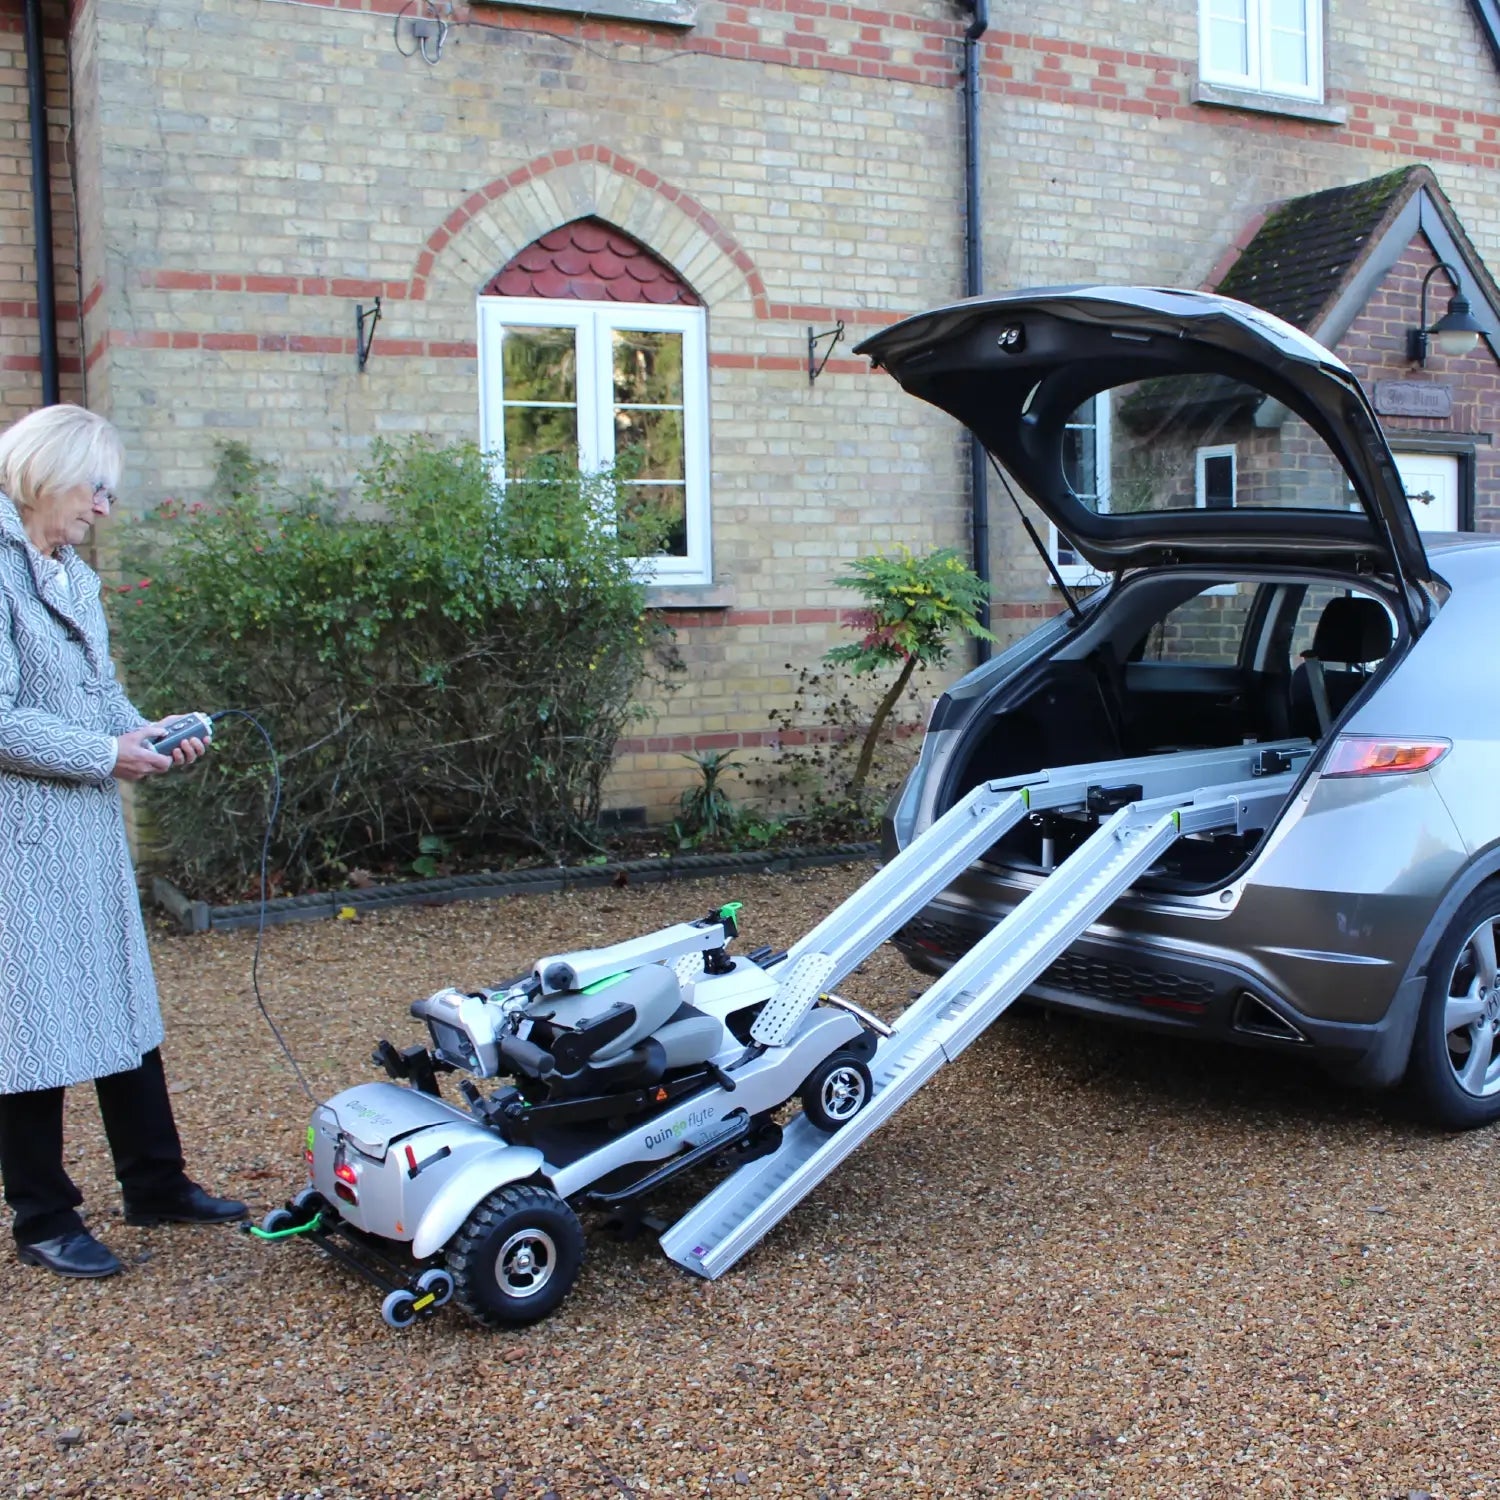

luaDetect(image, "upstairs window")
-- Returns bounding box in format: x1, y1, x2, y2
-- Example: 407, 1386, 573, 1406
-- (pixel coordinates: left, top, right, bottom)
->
1200, 0, 1322, 101
478, 221, 712, 585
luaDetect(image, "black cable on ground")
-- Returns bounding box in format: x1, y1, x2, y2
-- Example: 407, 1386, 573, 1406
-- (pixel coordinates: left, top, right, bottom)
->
209, 709, 315, 1103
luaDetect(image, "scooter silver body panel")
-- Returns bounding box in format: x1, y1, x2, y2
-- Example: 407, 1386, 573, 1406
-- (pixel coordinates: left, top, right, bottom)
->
309, 1083, 542, 1250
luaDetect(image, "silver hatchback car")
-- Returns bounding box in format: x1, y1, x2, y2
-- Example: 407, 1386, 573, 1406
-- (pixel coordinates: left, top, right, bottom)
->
861, 286, 1500, 1129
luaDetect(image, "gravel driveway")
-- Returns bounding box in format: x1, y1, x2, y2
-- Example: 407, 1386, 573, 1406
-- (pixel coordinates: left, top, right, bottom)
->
3, 861, 1495, 1497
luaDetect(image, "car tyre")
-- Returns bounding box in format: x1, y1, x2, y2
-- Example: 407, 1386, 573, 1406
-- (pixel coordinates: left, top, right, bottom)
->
1409, 884, 1500, 1129
446, 1184, 583, 1328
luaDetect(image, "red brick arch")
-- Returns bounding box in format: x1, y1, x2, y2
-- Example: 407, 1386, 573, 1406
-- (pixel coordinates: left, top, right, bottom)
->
409, 145, 768, 314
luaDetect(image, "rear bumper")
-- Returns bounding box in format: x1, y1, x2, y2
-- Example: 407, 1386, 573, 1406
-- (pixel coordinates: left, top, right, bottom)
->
894, 903, 1423, 1088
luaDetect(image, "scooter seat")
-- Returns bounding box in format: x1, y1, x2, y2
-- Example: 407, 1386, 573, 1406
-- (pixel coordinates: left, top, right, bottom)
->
653, 1007, 727, 1070
527, 965, 690, 1064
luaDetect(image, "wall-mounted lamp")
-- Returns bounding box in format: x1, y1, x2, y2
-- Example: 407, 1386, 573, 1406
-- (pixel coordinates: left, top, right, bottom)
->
1407, 262, 1485, 365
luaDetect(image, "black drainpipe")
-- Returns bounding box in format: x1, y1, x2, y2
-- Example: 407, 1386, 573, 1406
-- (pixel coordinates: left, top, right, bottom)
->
962, 0, 991, 661
24, 0, 60, 406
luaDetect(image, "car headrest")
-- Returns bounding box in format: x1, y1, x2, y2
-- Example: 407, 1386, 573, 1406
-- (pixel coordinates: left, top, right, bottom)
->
1310, 595, 1393, 666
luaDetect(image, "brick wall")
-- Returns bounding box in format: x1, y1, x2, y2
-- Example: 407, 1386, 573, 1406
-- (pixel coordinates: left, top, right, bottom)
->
0, 0, 82, 418
1335, 234, 1500, 522
64, 0, 1500, 818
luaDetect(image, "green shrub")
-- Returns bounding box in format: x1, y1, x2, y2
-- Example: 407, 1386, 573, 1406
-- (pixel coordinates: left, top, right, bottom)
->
109, 439, 678, 897
825, 545, 993, 800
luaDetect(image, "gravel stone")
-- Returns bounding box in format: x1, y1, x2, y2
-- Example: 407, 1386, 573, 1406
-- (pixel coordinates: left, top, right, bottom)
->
3, 862, 1499, 1495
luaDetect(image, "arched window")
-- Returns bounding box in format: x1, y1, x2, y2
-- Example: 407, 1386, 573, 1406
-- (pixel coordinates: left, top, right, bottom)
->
479, 219, 712, 584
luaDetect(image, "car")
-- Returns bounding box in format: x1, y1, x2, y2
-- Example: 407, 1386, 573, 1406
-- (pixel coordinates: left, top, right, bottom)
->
859, 285, 1500, 1129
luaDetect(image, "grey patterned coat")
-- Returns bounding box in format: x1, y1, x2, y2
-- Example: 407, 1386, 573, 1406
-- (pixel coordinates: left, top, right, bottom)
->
0, 496, 161, 1094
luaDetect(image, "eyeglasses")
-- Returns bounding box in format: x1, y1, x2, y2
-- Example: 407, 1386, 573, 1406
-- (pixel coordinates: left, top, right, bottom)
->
92, 481, 116, 508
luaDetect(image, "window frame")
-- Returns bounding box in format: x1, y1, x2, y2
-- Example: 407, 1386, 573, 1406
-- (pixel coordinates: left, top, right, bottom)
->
477, 296, 713, 585
1048, 393, 1111, 587
1195, 444, 1238, 510
1198, 0, 1323, 103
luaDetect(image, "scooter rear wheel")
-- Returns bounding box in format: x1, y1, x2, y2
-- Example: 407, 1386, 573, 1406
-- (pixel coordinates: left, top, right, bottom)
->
446, 1184, 584, 1328
800, 1052, 873, 1132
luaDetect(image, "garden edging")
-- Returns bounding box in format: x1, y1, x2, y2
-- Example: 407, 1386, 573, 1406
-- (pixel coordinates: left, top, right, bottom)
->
150, 843, 880, 934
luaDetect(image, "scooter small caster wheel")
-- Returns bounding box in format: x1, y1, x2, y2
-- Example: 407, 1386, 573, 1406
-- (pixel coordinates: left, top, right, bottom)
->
415, 1268, 454, 1309
259, 1208, 296, 1234
291, 1187, 327, 1216
381, 1288, 418, 1329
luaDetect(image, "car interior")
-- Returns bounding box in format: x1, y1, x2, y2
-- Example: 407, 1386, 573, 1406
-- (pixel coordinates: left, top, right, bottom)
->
944, 572, 1401, 889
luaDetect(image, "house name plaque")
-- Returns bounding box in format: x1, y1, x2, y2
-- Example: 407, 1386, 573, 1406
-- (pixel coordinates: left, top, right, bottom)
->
1373, 381, 1453, 419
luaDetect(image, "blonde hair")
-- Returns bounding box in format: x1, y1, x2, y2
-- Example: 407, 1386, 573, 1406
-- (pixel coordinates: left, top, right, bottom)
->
0, 403, 123, 512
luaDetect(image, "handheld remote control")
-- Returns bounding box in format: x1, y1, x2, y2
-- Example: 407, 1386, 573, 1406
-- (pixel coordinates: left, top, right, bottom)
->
150, 712, 213, 757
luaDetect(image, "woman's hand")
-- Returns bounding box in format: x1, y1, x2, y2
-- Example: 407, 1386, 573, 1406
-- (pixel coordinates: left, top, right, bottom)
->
114, 722, 207, 780
149, 716, 209, 769
112, 719, 207, 780
113, 727, 172, 781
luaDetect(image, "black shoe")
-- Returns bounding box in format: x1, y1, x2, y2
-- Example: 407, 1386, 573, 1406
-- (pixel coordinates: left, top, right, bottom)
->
123, 1183, 249, 1227
18, 1230, 124, 1279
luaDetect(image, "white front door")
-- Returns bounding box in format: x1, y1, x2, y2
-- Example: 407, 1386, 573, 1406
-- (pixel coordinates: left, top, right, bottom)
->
1393, 452, 1461, 533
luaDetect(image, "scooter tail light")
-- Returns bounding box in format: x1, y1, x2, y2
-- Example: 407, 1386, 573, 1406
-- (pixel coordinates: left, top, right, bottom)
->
1321, 735, 1452, 778
334, 1161, 359, 1186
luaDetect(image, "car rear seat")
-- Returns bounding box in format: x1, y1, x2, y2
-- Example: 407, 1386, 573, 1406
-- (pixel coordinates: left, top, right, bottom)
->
1288, 595, 1393, 739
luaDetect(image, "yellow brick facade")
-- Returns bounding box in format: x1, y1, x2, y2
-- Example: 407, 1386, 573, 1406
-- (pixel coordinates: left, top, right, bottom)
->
8, 0, 1500, 818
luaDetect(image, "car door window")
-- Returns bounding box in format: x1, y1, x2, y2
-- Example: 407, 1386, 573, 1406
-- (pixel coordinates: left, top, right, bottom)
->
1132, 584, 1259, 666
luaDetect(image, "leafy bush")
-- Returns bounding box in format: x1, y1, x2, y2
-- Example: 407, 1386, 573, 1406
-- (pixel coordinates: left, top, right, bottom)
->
825, 545, 993, 799
109, 439, 678, 897
668, 750, 789, 851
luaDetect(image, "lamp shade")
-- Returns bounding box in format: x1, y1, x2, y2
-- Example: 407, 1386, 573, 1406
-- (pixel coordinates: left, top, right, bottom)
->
1432, 293, 1485, 357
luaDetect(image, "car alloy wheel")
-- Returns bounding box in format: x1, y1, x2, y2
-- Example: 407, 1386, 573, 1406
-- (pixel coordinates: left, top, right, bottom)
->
1410, 884, 1500, 1129
1440, 910, 1500, 1098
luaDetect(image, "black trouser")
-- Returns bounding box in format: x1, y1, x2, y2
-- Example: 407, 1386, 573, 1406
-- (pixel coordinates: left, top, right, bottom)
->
0, 1048, 189, 1245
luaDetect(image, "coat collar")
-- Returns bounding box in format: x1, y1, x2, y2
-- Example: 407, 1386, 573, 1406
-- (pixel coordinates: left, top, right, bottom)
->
0, 493, 97, 660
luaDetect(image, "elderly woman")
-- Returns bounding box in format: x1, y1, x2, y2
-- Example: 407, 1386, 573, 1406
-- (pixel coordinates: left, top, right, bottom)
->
0, 403, 245, 1279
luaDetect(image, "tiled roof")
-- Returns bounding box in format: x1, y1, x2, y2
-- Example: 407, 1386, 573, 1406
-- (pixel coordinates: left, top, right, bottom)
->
483, 218, 700, 305
1214, 167, 1421, 330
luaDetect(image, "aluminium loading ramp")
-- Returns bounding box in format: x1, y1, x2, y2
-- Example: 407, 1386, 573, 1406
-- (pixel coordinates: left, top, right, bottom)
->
660, 752, 1304, 1281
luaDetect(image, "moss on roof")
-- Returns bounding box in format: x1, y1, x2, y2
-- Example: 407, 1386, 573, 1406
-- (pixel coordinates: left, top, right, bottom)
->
1215, 167, 1422, 330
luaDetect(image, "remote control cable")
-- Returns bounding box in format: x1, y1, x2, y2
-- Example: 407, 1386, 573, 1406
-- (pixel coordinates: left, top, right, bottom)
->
206, 709, 316, 1104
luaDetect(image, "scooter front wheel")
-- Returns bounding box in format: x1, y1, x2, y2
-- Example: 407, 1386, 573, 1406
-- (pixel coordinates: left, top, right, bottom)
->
381, 1288, 419, 1329
446, 1184, 584, 1329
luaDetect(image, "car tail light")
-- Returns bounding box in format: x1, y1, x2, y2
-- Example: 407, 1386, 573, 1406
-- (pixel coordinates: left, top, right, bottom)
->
1321, 735, 1451, 778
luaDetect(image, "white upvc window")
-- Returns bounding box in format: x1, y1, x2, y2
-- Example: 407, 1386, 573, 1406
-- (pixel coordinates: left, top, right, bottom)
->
477, 297, 712, 584
1049, 395, 1111, 587
1200, 0, 1322, 101
1196, 444, 1237, 509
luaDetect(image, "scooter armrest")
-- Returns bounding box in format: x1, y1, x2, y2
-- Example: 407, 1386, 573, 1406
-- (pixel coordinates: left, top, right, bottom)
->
498, 1033, 556, 1078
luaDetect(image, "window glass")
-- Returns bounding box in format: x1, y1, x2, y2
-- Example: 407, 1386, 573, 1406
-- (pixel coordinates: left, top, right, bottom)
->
479, 298, 711, 583
613, 328, 688, 558
499, 326, 579, 469
1200, 0, 1319, 100
1287, 586, 1395, 670
1082, 378, 1347, 515
1206, 0, 1250, 75
1051, 396, 1108, 582
1197, 446, 1236, 510
1134, 587, 1258, 667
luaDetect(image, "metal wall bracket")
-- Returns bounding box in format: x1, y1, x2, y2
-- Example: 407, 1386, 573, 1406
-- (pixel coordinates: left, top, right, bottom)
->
356, 297, 383, 372
807, 320, 845, 384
